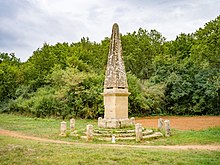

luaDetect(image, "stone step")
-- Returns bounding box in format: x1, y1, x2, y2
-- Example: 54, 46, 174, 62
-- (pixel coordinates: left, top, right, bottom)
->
97, 132, 163, 141
84, 129, 154, 138
94, 129, 135, 134
143, 132, 163, 139
81, 131, 162, 141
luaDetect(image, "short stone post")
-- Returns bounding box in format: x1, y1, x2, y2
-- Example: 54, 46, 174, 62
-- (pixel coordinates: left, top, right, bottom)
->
130, 117, 135, 125
158, 118, 163, 131
86, 124, 93, 141
98, 117, 102, 127
60, 121, 66, 136
112, 134, 116, 143
135, 123, 143, 142
70, 118, 75, 132
164, 120, 171, 137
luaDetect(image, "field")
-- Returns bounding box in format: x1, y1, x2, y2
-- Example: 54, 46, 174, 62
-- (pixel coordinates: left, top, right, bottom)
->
0, 114, 220, 164
137, 116, 220, 130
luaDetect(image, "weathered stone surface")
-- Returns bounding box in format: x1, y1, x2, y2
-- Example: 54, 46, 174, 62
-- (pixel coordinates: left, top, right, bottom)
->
135, 123, 143, 142
112, 134, 116, 143
100, 118, 107, 128
59, 121, 66, 136
103, 88, 130, 121
70, 118, 75, 132
142, 132, 163, 139
70, 130, 79, 137
99, 23, 131, 128
91, 128, 163, 141
98, 117, 102, 127
130, 117, 135, 125
158, 118, 163, 131
164, 120, 171, 137
142, 129, 154, 136
104, 23, 128, 89
98, 118, 132, 128
86, 124, 93, 141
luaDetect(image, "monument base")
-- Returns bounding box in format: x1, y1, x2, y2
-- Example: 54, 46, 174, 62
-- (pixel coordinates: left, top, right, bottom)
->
98, 117, 135, 129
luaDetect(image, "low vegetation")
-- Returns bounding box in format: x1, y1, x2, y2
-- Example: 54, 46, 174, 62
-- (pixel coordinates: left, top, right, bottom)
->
0, 114, 219, 145
1, 136, 220, 165
0, 114, 220, 164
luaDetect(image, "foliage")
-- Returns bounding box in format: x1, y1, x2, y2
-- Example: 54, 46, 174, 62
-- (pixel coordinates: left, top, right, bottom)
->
1, 15, 220, 118
0, 53, 23, 102
122, 28, 165, 79
127, 73, 165, 116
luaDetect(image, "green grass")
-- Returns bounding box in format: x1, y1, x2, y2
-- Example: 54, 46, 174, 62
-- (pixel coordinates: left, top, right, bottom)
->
0, 113, 96, 142
0, 114, 220, 164
0, 113, 220, 145
0, 135, 219, 165
152, 128, 220, 145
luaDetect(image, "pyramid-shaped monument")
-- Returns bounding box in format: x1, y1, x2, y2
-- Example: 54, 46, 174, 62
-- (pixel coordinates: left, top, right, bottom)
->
104, 23, 128, 89
98, 23, 134, 128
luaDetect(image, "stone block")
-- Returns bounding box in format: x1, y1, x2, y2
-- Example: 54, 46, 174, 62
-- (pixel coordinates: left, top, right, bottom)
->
158, 118, 163, 131
112, 134, 116, 143
164, 120, 171, 137
135, 123, 143, 142
130, 117, 135, 125
70, 118, 75, 132
60, 121, 66, 136
86, 124, 93, 141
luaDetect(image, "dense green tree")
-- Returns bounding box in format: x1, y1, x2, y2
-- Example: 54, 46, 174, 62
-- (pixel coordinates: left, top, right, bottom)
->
0, 53, 23, 102
122, 28, 165, 79
1, 15, 220, 117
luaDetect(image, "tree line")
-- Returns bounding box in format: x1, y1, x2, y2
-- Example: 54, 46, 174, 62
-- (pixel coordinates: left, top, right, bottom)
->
0, 16, 219, 118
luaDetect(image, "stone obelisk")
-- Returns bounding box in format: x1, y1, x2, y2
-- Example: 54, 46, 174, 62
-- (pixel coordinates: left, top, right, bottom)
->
98, 23, 133, 128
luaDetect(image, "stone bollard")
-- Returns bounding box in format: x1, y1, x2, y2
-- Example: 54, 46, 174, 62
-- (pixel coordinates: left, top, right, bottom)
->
98, 117, 102, 128
70, 118, 75, 132
135, 123, 143, 142
158, 118, 163, 131
164, 120, 171, 137
60, 121, 67, 136
86, 124, 93, 141
112, 134, 116, 143
130, 117, 135, 125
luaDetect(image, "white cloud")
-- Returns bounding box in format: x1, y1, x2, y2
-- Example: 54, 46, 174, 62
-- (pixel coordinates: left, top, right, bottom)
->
0, 0, 220, 61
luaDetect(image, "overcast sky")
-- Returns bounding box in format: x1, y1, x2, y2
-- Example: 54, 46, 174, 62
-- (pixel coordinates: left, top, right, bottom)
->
0, 0, 220, 62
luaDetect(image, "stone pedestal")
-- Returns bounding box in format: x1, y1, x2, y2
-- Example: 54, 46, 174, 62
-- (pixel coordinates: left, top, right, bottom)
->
98, 118, 132, 128
158, 118, 163, 131
98, 117, 135, 129
103, 88, 130, 119
112, 134, 116, 143
135, 123, 143, 142
60, 121, 66, 136
99, 88, 132, 128
86, 124, 93, 141
130, 117, 135, 125
70, 118, 75, 132
164, 120, 171, 137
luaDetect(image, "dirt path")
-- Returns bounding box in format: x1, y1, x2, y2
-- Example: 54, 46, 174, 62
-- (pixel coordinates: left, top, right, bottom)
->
1, 129, 220, 151
136, 116, 220, 130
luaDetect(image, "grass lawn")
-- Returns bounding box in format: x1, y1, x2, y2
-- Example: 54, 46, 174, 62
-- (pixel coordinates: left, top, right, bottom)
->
0, 135, 219, 165
0, 113, 219, 145
0, 113, 220, 164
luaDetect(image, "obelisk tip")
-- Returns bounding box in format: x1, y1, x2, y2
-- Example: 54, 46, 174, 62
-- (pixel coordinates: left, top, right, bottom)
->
112, 23, 119, 30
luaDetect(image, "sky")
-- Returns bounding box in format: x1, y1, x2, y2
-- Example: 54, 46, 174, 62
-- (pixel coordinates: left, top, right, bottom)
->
0, 0, 220, 62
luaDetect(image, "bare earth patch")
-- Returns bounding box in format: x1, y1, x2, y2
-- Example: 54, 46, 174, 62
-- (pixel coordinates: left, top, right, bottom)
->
0, 129, 220, 150
136, 116, 220, 130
